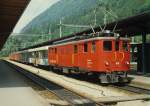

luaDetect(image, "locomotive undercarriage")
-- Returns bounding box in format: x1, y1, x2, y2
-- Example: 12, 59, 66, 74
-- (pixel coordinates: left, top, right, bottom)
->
99, 72, 129, 84
49, 65, 129, 84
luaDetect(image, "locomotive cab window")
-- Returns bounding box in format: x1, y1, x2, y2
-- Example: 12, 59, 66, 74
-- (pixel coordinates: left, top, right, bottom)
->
122, 41, 128, 51
74, 45, 78, 54
84, 43, 88, 52
92, 41, 96, 53
103, 41, 112, 51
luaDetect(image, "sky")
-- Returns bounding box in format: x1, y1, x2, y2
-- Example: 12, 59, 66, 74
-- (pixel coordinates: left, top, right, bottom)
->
13, 0, 60, 33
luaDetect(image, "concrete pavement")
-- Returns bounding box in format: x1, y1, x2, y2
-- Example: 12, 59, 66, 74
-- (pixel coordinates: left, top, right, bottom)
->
0, 60, 50, 106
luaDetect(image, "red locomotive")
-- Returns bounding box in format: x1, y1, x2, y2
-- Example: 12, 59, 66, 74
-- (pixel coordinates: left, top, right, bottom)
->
9, 31, 130, 83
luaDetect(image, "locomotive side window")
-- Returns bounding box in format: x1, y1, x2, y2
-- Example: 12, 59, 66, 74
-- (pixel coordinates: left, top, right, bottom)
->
103, 41, 112, 51
123, 41, 128, 51
51, 48, 53, 53
74, 45, 78, 54
84, 43, 88, 52
115, 41, 119, 51
55, 48, 57, 54
92, 41, 96, 53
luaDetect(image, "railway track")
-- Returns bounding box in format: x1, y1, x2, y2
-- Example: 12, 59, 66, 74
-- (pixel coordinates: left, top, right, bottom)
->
6, 61, 108, 106
111, 85, 150, 95
5, 60, 150, 106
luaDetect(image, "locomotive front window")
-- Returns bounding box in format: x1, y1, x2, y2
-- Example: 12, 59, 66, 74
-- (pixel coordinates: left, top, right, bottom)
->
103, 41, 112, 51
123, 41, 128, 51
115, 41, 119, 51
84, 43, 88, 52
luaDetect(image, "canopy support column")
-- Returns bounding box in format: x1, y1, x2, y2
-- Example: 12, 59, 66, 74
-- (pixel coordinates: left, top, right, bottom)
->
142, 33, 146, 74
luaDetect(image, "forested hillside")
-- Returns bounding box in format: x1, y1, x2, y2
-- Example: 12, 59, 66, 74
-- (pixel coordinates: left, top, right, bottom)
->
1, 0, 150, 56
22, 0, 150, 38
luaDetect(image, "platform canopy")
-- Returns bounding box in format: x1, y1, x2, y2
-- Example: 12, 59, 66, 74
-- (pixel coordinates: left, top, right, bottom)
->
75, 11, 150, 36
0, 0, 30, 50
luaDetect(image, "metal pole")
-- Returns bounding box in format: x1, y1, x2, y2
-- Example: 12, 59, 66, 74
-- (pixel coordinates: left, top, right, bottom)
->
60, 19, 62, 38
142, 33, 146, 74
48, 25, 51, 40
94, 9, 97, 26
104, 13, 107, 25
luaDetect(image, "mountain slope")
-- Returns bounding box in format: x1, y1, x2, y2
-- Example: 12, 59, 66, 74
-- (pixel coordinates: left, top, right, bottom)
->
22, 0, 150, 38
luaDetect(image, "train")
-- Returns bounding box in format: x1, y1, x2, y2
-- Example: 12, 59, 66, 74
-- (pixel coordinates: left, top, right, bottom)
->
9, 31, 130, 84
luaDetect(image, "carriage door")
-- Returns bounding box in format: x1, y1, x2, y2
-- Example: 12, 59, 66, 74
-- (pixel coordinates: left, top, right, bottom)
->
73, 45, 78, 67
35, 51, 39, 66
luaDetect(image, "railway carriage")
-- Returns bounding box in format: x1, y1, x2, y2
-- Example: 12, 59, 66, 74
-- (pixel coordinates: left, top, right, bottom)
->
28, 46, 49, 66
10, 52, 21, 61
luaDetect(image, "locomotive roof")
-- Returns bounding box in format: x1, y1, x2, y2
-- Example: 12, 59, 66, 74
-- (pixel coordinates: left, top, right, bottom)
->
47, 37, 130, 48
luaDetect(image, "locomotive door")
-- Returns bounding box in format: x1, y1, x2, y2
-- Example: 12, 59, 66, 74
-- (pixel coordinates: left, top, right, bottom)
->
73, 45, 78, 67
110, 40, 120, 67
112, 40, 124, 67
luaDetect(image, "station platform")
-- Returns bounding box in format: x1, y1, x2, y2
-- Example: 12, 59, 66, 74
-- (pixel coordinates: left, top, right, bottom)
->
0, 60, 49, 106
129, 74, 150, 90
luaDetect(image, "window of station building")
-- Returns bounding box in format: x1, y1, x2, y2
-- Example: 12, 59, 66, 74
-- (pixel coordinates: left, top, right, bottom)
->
84, 43, 88, 52
103, 41, 112, 51
92, 41, 96, 53
122, 41, 128, 51
115, 41, 119, 51
74, 45, 78, 54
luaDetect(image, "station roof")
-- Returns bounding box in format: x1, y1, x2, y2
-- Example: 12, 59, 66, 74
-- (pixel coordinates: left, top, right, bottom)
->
22, 11, 150, 50
0, 0, 30, 50
76, 11, 150, 36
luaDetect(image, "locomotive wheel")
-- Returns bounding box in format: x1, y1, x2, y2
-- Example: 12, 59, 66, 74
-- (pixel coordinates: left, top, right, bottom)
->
99, 73, 110, 85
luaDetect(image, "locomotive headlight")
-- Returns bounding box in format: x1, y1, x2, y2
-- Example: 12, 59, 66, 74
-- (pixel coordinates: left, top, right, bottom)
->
105, 61, 109, 66
126, 61, 129, 65
116, 61, 120, 65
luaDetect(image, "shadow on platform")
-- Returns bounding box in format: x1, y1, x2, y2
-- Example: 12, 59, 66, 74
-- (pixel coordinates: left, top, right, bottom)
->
0, 60, 30, 88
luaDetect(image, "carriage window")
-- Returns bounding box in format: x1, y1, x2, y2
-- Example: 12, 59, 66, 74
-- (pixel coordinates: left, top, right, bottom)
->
43, 50, 48, 58
123, 41, 128, 51
74, 45, 78, 53
92, 41, 96, 53
115, 41, 119, 51
103, 41, 112, 51
39, 52, 42, 59
84, 43, 88, 52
